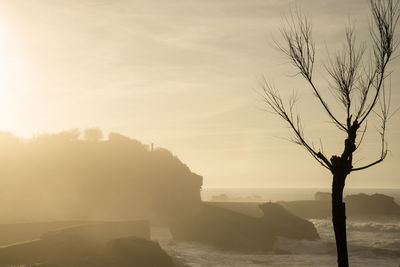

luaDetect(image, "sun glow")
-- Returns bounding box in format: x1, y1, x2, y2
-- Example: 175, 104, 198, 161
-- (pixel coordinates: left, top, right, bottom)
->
0, 19, 13, 130
0, 23, 6, 106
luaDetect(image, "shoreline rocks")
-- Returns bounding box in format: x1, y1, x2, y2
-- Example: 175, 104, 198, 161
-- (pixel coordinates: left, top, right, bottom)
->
279, 192, 400, 219
171, 202, 319, 252
0, 221, 176, 267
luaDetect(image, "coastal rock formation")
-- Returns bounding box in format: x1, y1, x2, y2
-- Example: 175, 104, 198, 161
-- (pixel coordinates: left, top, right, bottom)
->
171, 203, 274, 251
171, 202, 319, 252
314, 192, 331, 201
259, 202, 319, 240
0, 220, 150, 247
41, 220, 150, 243
278, 200, 330, 219
279, 192, 400, 219
0, 221, 176, 267
107, 237, 174, 267
0, 221, 91, 247
0, 131, 202, 224
0, 237, 175, 267
345, 193, 400, 217
207, 201, 264, 217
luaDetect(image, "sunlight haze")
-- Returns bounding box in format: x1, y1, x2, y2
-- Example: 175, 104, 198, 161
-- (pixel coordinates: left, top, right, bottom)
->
1, 0, 399, 188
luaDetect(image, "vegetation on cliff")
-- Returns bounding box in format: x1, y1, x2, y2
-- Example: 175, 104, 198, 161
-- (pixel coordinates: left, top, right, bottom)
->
0, 129, 202, 223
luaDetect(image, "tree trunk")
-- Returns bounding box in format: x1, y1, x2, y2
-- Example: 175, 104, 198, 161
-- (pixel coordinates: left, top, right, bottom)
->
332, 173, 349, 267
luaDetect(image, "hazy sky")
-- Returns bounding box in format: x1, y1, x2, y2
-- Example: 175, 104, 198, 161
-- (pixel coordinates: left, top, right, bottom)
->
0, 0, 399, 188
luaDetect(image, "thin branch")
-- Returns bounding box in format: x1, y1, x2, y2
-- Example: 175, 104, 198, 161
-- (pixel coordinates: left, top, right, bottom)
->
325, 25, 365, 127
260, 79, 332, 169
276, 9, 347, 131
352, 81, 393, 171
351, 157, 385, 171
357, 0, 400, 125
355, 121, 368, 150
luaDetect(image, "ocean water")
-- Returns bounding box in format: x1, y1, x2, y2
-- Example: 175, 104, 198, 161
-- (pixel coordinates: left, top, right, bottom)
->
151, 188, 400, 267
200, 187, 400, 204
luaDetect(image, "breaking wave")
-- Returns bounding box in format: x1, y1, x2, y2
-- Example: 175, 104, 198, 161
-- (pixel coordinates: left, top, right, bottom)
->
152, 217, 400, 267
347, 221, 400, 233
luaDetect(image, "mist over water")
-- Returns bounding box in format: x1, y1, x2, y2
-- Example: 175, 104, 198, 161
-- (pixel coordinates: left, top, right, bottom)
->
152, 219, 400, 267
0, 133, 398, 266
151, 187, 400, 267
1, 0, 400, 266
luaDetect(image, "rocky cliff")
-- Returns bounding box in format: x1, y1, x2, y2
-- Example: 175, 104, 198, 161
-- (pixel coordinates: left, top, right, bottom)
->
0, 131, 202, 224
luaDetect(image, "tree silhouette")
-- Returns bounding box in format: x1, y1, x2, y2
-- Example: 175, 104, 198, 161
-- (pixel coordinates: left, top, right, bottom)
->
261, 1, 399, 266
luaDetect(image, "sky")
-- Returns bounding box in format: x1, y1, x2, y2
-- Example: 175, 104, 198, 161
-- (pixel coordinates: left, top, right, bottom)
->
0, 0, 399, 188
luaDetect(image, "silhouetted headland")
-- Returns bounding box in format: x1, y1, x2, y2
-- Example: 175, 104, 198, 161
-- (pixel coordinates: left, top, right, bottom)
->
0, 130, 202, 224
0, 130, 329, 262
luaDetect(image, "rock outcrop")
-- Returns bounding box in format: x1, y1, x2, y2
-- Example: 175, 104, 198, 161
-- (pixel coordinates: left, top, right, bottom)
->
0, 220, 149, 247
41, 220, 150, 243
314, 192, 331, 201
0, 221, 90, 247
107, 237, 174, 267
345, 193, 400, 217
0, 221, 176, 267
259, 202, 319, 241
0, 131, 202, 225
172, 203, 274, 251
279, 192, 400, 219
0, 237, 175, 267
171, 202, 319, 252
278, 200, 330, 219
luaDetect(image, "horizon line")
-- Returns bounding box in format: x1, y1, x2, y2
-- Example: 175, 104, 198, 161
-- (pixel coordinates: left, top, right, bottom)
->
202, 187, 400, 190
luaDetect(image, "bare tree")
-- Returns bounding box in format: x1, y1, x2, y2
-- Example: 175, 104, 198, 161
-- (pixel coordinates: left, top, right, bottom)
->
261, 1, 399, 266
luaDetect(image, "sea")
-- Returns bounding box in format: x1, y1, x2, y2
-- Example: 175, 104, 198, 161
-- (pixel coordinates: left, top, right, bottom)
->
151, 188, 400, 267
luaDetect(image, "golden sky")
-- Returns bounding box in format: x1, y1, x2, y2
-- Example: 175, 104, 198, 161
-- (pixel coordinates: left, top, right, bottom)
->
0, 0, 399, 188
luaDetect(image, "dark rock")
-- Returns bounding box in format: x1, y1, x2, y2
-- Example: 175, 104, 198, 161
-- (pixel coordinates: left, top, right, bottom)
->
315, 192, 331, 201
0, 237, 101, 266
259, 202, 320, 240
172, 203, 275, 251
345, 193, 400, 217
107, 237, 174, 267
0, 132, 203, 225
278, 200, 331, 219
171, 202, 319, 252
206, 201, 264, 217
42, 220, 150, 243
279, 193, 400, 219
0, 221, 175, 267
0, 221, 91, 247
0, 235, 175, 267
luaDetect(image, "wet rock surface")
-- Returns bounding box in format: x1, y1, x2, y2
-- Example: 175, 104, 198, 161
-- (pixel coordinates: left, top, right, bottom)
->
279, 193, 400, 219
0, 221, 177, 267
171, 202, 319, 252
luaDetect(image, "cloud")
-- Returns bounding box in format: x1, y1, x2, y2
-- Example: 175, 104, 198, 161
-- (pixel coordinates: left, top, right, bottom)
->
1, 0, 399, 187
